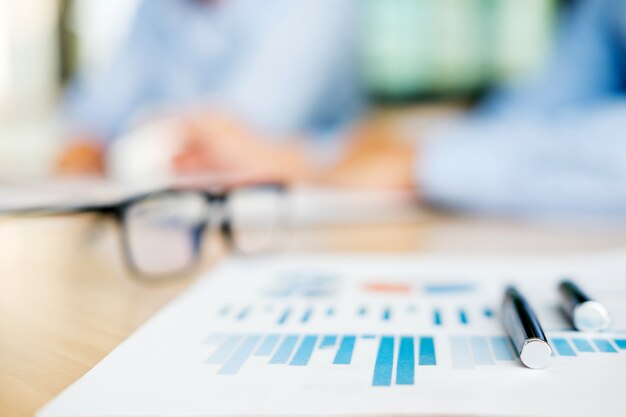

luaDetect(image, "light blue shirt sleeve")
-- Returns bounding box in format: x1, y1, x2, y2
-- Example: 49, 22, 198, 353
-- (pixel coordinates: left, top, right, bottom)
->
420, 0, 626, 215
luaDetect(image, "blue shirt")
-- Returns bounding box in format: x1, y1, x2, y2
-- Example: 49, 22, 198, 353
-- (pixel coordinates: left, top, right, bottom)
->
62, 0, 362, 141
420, 0, 626, 215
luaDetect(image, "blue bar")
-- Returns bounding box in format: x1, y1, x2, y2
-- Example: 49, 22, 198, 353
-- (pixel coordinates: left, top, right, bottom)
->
206, 335, 242, 364
236, 307, 250, 321
301, 308, 313, 323
552, 338, 576, 356
419, 336, 436, 366
450, 336, 474, 369
490, 336, 515, 360
459, 309, 469, 325
358, 306, 367, 316
290, 335, 318, 366
433, 309, 442, 326
593, 339, 618, 353
615, 339, 626, 350
396, 337, 415, 385
326, 307, 335, 316
483, 308, 494, 318
218, 335, 261, 375
470, 336, 495, 365
270, 335, 299, 364
334, 336, 356, 364
372, 336, 394, 386
572, 338, 595, 353
382, 307, 391, 321
424, 284, 476, 294
320, 335, 337, 349
277, 308, 291, 325
255, 334, 280, 356
362, 334, 376, 339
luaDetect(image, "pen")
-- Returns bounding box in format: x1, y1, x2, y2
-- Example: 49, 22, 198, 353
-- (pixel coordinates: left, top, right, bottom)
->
559, 279, 611, 332
502, 286, 552, 369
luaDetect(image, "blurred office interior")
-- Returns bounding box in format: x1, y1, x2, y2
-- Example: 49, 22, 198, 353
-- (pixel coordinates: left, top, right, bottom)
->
0, 0, 563, 178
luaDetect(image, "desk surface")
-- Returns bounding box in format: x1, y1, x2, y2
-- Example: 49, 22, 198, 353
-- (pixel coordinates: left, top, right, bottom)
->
2, 213, 626, 417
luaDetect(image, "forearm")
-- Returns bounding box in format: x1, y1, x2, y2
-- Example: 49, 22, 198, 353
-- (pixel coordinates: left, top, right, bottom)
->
418, 102, 626, 215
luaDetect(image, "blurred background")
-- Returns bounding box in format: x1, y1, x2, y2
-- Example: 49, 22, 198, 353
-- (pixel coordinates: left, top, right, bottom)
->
0, 0, 563, 178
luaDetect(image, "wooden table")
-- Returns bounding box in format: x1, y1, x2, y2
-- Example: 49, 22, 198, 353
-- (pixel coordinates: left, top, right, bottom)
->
2, 213, 626, 417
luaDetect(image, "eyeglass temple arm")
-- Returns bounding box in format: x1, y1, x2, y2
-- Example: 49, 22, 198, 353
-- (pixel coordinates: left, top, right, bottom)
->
0, 203, 120, 218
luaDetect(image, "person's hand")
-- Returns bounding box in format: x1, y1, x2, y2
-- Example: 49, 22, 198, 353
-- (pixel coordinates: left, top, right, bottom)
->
56, 137, 106, 176
171, 114, 417, 190
321, 124, 417, 190
171, 115, 314, 184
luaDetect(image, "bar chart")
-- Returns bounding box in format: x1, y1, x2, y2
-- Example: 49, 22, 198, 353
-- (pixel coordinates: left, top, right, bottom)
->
205, 332, 626, 386
215, 303, 499, 327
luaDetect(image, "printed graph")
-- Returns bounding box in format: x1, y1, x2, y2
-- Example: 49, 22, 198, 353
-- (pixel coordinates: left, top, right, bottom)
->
215, 304, 498, 326
205, 333, 626, 386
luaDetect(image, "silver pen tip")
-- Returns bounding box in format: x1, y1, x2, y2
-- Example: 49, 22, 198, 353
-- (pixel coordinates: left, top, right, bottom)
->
520, 339, 552, 369
574, 301, 612, 332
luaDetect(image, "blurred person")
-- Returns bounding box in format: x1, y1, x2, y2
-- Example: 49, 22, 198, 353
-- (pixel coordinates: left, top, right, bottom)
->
57, 0, 361, 176
181, 0, 626, 215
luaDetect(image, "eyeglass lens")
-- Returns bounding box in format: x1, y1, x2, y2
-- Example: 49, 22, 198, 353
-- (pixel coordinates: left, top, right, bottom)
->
226, 186, 287, 254
124, 192, 209, 277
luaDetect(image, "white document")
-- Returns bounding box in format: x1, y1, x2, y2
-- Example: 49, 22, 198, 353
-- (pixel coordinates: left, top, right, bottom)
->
39, 251, 626, 417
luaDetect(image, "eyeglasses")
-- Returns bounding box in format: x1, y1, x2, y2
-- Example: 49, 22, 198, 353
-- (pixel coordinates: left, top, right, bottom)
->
6, 183, 289, 280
